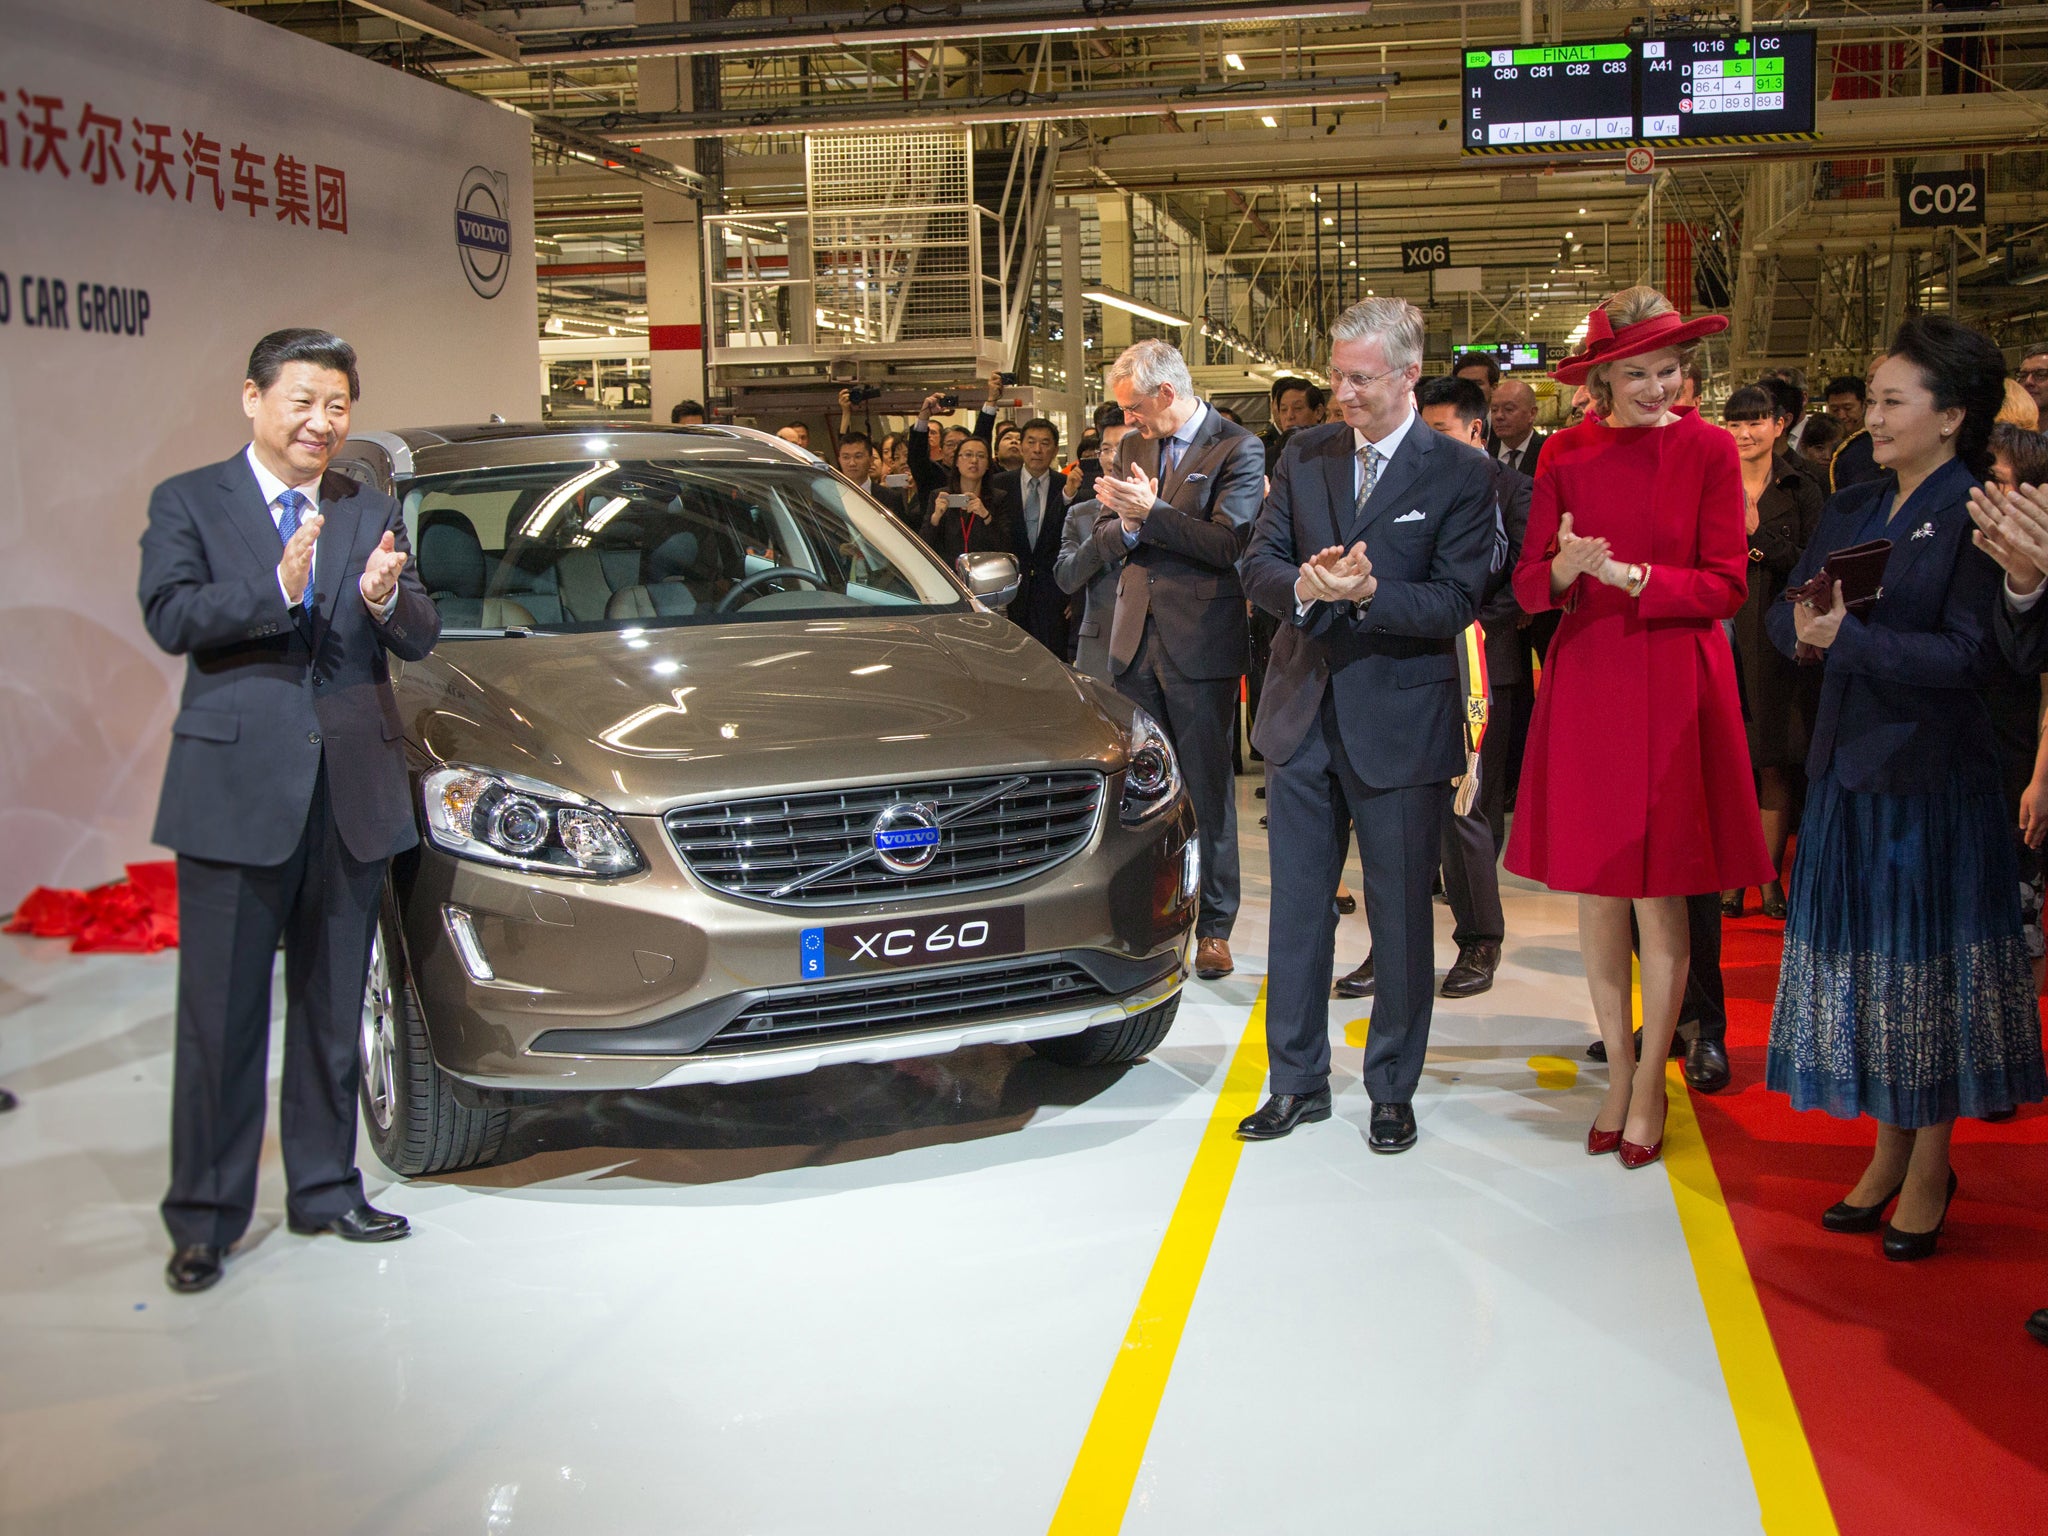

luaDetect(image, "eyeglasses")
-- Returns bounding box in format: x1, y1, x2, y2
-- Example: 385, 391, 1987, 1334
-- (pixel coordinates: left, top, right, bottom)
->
1328, 365, 1406, 393
2019, 368, 2048, 383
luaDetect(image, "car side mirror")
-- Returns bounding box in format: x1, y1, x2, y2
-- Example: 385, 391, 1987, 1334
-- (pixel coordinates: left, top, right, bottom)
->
956, 551, 1020, 609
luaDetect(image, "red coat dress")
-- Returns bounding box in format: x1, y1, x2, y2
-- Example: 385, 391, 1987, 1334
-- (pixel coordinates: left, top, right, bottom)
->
1502, 408, 1773, 898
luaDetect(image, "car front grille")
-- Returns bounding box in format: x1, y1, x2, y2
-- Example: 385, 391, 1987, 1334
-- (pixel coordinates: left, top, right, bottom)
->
664, 770, 1104, 905
703, 956, 1110, 1052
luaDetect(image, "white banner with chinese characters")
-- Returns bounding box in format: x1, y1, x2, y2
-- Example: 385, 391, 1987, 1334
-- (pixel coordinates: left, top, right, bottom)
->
0, 0, 538, 913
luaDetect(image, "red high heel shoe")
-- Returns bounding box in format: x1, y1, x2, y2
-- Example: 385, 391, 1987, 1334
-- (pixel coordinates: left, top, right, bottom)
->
1617, 1099, 1668, 1169
1587, 1122, 1623, 1156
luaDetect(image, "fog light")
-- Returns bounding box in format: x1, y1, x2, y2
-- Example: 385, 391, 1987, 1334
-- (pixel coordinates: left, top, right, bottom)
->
443, 905, 496, 982
1179, 838, 1201, 904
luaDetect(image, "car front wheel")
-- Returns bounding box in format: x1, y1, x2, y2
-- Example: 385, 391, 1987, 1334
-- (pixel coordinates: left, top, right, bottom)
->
1027, 992, 1180, 1068
360, 897, 509, 1177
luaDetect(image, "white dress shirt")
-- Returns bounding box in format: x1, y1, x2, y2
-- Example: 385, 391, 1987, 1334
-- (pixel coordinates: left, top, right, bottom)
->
1121, 400, 1210, 548
1296, 408, 1416, 617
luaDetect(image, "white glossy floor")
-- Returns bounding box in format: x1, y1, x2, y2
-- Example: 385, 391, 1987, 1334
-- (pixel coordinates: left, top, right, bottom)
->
0, 779, 1765, 1536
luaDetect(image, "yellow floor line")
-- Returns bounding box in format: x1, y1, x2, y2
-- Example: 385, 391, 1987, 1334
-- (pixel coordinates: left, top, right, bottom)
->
1047, 984, 1269, 1535
1633, 959, 1837, 1536
1663, 1060, 1840, 1535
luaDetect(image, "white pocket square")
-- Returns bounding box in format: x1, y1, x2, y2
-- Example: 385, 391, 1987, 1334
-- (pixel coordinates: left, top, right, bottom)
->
1185, 472, 1209, 482
1394, 510, 1426, 523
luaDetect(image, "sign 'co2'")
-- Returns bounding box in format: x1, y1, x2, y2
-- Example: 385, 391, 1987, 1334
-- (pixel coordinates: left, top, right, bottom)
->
1898, 169, 1986, 229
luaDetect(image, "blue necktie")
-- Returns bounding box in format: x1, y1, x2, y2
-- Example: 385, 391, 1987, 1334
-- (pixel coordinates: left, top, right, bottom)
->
277, 489, 315, 613
1159, 436, 1180, 484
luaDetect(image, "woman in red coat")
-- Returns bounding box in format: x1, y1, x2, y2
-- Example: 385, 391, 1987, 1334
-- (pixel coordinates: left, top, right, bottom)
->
1504, 287, 1773, 1166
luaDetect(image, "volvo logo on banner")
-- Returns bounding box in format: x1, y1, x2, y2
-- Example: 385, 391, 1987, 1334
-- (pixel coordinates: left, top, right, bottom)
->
870, 802, 943, 874
454, 165, 511, 298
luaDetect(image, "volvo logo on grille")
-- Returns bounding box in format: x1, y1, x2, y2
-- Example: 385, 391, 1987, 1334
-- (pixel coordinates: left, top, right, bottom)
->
871, 802, 942, 874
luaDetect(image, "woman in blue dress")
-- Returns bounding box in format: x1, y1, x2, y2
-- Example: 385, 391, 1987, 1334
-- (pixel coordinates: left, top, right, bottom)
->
1767, 315, 2046, 1261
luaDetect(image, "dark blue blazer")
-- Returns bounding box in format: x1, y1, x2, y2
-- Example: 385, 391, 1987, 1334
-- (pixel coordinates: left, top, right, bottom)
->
1765, 457, 2001, 796
139, 451, 439, 866
1240, 417, 1497, 788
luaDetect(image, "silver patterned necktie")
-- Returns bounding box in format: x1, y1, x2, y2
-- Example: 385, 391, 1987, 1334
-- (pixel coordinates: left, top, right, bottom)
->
1356, 445, 1382, 514
276, 488, 315, 612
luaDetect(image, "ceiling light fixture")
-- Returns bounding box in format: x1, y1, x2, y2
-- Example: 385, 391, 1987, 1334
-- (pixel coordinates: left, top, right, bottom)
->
1083, 287, 1193, 328
1225, 52, 1246, 70
1260, 114, 1279, 128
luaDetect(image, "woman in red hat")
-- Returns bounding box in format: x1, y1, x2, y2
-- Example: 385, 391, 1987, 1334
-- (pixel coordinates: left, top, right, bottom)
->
1504, 286, 1772, 1167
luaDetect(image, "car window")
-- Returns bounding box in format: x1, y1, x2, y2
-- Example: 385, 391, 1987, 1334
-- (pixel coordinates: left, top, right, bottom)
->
402, 458, 965, 632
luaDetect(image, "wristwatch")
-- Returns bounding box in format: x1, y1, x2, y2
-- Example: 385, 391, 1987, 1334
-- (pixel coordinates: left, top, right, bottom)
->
1624, 563, 1650, 598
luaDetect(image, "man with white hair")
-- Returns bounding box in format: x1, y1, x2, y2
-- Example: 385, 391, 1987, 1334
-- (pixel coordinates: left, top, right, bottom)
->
1238, 297, 1497, 1152
1090, 338, 1266, 980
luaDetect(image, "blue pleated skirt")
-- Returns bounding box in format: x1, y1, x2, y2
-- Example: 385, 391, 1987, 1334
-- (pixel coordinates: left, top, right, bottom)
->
1766, 765, 2048, 1127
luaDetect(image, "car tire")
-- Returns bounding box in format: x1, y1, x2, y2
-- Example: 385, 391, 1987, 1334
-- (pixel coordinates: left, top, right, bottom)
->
360, 896, 509, 1178
1027, 992, 1181, 1068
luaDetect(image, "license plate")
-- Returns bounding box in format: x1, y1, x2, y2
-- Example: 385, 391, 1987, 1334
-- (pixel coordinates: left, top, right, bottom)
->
800, 906, 1025, 979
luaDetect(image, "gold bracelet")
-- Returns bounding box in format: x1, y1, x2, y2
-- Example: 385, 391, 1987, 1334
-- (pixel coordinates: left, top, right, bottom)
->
1626, 563, 1650, 597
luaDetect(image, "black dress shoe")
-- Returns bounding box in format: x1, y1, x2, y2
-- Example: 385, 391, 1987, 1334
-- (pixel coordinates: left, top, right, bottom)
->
1720, 890, 1745, 918
1882, 1169, 1958, 1262
1981, 1106, 2018, 1123
1334, 953, 1375, 999
1254, 783, 1267, 799
1334, 891, 1357, 915
1760, 883, 1788, 921
2027, 1308, 2048, 1346
0, 1086, 16, 1113
1439, 941, 1500, 998
1368, 1101, 1418, 1154
1821, 1178, 1904, 1234
1237, 1089, 1332, 1141
1586, 1027, 1687, 1064
288, 1204, 411, 1242
1683, 1037, 1731, 1094
165, 1244, 225, 1294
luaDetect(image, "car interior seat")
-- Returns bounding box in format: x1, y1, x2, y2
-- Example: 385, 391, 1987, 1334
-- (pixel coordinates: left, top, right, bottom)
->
605, 530, 702, 621
418, 511, 535, 629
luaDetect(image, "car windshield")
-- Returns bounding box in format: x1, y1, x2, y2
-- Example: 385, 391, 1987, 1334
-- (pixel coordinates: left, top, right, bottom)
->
403, 457, 965, 632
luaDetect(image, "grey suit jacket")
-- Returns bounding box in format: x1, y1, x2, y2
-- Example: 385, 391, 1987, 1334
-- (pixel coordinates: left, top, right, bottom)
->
1239, 418, 1497, 788
1054, 497, 1120, 681
139, 451, 439, 866
1088, 403, 1265, 681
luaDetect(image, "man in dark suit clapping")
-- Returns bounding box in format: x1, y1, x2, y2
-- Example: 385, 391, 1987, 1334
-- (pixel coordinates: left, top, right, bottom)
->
1091, 340, 1266, 979
995, 417, 1071, 659
138, 329, 440, 1294
1238, 298, 1497, 1152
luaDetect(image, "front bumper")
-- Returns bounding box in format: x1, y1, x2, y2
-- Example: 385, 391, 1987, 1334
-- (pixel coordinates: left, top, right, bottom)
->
391, 792, 1197, 1093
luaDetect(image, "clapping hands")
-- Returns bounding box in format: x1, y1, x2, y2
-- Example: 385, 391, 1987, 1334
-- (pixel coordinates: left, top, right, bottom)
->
1294, 542, 1376, 606
1095, 463, 1157, 530
359, 531, 408, 609
1967, 482, 2048, 596
277, 513, 323, 604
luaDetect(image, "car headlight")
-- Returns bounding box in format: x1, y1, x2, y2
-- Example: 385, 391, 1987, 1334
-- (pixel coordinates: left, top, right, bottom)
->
1118, 707, 1182, 825
422, 766, 644, 877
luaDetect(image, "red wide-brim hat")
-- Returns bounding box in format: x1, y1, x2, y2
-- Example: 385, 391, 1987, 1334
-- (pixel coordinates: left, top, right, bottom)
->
1551, 305, 1729, 385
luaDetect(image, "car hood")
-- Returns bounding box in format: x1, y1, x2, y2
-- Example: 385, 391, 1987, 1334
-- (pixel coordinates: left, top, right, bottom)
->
397, 613, 1134, 812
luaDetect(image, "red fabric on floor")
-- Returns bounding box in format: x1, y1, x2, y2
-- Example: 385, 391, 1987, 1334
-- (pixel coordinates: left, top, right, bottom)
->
3, 862, 178, 951
1693, 916, 2048, 1535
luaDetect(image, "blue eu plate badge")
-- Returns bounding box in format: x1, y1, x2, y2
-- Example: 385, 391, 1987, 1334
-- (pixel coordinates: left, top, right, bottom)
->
800, 927, 826, 978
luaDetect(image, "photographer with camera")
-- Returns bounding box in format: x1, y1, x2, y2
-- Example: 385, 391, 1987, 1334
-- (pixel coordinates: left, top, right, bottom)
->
909, 390, 1013, 564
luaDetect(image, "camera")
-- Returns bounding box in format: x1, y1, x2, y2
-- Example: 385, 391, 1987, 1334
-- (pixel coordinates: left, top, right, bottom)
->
933, 392, 960, 411
944, 492, 972, 510
998, 371, 1019, 387
848, 384, 883, 404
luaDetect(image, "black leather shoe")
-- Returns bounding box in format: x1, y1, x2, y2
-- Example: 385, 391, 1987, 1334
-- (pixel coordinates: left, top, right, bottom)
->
1981, 1106, 2018, 1123
1882, 1170, 1958, 1262
1254, 784, 1267, 799
1236, 1089, 1332, 1141
1587, 1028, 1687, 1064
288, 1204, 411, 1242
1368, 1101, 1418, 1154
1439, 941, 1500, 998
1683, 1037, 1731, 1094
1334, 891, 1357, 915
2027, 1308, 2048, 1346
1821, 1178, 1904, 1234
165, 1244, 225, 1294
1334, 953, 1375, 999
0, 1086, 16, 1113
1760, 883, 1788, 921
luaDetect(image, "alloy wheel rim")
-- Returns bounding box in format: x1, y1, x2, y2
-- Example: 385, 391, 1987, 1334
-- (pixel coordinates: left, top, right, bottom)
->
360, 929, 399, 1132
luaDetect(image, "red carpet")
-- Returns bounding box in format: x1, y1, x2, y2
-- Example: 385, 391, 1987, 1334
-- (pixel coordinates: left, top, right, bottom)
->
1693, 916, 2048, 1535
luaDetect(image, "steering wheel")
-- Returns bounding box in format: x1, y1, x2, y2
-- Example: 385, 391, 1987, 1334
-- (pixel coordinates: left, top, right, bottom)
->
714, 565, 829, 612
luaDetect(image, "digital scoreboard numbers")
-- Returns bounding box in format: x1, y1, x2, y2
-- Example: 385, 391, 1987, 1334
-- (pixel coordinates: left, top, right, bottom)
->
1464, 43, 1636, 151
1641, 33, 1817, 142
1463, 31, 1816, 154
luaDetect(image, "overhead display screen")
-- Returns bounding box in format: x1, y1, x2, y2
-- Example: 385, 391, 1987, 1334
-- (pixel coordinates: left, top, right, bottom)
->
1456, 342, 1547, 372
1462, 31, 1816, 154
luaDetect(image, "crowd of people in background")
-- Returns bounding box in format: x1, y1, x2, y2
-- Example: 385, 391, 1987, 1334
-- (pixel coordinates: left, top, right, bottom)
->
652, 293, 2048, 1350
